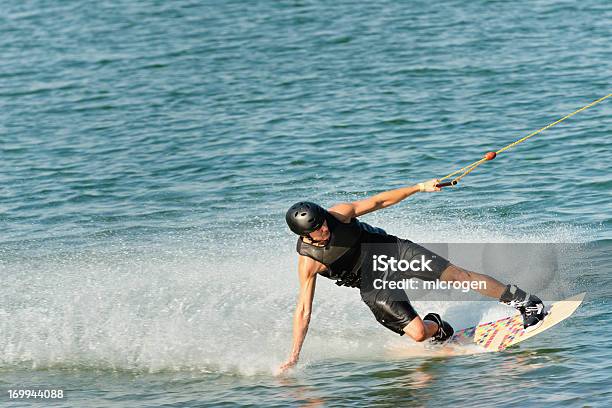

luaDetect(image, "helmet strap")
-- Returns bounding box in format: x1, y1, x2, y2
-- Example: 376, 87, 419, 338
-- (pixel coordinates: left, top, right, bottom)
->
304, 232, 327, 246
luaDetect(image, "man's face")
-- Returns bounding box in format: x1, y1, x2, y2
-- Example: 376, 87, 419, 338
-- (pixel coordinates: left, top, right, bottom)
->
309, 220, 330, 242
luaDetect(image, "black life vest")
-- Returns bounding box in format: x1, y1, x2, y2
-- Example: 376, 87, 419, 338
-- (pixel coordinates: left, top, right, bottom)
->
296, 210, 388, 288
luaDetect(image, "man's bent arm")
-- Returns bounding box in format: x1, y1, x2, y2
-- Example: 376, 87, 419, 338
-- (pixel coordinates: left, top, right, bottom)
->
281, 255, 319, 369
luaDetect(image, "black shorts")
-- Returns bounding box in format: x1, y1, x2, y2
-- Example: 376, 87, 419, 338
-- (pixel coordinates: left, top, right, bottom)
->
361, 288, 417, 335
360, 238, 450, 335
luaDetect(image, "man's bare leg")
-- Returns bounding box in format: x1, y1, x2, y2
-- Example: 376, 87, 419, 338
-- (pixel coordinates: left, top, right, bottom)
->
403, 263, 519, 343
439, 263, 546, 329
439, 264, 506, 299
403, 316, 438, 342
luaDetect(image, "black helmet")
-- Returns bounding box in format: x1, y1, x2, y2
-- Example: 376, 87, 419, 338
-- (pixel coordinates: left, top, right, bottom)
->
286, 201, 326, 236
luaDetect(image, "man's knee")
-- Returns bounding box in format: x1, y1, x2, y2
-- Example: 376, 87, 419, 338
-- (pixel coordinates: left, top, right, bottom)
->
440, 264, 471, 282
403, 317, 428, 342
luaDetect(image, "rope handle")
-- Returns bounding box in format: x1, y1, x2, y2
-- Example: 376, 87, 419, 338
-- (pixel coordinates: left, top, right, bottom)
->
435, 181, 457, 188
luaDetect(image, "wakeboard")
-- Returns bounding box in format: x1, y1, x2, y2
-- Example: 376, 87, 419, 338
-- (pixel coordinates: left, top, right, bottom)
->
387, 292, 585, 357
451, 292, 586, 352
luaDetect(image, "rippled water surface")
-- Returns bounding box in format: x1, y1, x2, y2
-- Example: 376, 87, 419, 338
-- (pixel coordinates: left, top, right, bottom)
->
1, 0, 611, 406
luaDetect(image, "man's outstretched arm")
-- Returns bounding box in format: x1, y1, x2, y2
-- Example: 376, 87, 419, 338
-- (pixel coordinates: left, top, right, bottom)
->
278, 255, 319, 372
329, 179, 441, 219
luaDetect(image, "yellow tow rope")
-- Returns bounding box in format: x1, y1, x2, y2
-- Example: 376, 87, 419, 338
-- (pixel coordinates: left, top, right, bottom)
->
437, 93, 611, 187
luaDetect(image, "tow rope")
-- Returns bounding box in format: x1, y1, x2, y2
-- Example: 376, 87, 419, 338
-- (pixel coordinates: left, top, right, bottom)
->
436, 93, 611, 188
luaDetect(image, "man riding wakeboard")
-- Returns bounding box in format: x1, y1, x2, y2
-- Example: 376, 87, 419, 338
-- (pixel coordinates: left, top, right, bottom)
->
279, 179, 545, 372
